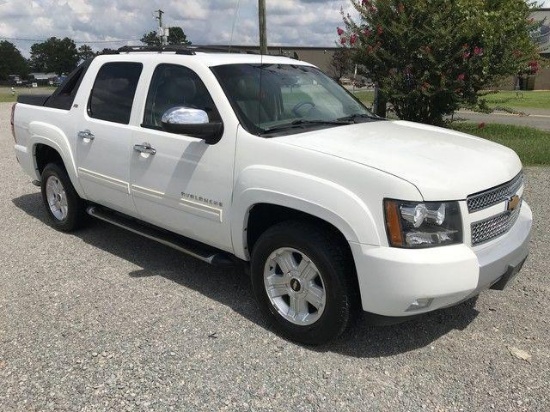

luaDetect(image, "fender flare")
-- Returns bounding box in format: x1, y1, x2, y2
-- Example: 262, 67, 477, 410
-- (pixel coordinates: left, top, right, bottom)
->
29, 121, 85, 197
230, 166, 381, 260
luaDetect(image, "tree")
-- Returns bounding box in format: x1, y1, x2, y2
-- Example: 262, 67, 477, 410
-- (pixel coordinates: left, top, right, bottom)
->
330, 48, 354, 80
0, 41, 29, 80
339, 0, 539, 125
141, 30, 161, 46
167, 26, 191, 45
29, 37, 79, 75
78, 44, 95, 62
140, 27, 191, 46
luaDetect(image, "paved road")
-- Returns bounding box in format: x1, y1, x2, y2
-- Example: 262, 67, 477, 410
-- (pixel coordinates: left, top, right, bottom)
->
456, 110, 550, 132
1, 103, 549, 411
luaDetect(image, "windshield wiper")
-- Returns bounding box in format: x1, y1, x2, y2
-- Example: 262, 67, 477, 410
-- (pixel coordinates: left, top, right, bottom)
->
337, 113, 380, 123
263, 119, 349, 134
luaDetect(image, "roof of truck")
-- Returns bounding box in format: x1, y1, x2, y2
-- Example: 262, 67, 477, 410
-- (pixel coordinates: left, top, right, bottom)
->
101, 45, 313, 68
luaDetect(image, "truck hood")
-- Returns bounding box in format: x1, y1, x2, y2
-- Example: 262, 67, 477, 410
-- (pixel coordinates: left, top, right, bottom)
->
276, 120, 522, 200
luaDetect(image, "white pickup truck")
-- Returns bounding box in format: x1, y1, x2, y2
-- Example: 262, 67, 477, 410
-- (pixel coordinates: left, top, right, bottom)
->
12, 47, 532, 345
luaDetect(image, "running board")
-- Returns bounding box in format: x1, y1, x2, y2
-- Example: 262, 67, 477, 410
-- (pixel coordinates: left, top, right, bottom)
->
86, 206, 235, 267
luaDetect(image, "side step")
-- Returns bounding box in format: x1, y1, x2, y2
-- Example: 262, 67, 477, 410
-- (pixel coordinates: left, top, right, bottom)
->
86, 206, 235, 267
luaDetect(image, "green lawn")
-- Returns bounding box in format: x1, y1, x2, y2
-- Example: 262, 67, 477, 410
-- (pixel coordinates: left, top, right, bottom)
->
0, 86, 55, 103
479, 90, 550, 111
451, 122, 550, 166
352, 90, 375, 107
354, 89, 550, 112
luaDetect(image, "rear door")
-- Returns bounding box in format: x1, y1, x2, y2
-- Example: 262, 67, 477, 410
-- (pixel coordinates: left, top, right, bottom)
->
75, 61, 143, 215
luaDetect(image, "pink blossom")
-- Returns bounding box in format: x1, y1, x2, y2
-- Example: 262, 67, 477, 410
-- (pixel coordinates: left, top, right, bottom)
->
363, 28, 372, 37
377, 25, 383, 35
337, 27, 344, 36
340, 36, 347, 45
463, 51, 471, 59
350, 33, 357, 45
474, 46, 483, 56
457, 73, 465, 81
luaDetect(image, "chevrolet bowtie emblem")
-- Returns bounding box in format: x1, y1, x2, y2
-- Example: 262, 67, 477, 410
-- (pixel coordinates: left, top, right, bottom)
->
507, 195, 521, 212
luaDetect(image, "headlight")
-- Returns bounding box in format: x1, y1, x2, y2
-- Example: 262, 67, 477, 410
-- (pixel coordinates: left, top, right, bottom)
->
384, 200, 462, 248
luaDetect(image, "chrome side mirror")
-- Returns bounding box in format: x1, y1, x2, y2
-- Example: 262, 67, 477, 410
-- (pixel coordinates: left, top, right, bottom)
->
161, 107, 209, 125
161, 107, 223, 145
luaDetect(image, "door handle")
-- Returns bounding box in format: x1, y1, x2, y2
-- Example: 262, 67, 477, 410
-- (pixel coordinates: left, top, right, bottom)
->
133, 143, 156, 155
78, 129, 95, 140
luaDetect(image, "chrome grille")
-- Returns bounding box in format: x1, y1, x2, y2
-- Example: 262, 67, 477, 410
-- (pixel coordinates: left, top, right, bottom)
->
467, 173, 524, 213
471, 203, 522, 246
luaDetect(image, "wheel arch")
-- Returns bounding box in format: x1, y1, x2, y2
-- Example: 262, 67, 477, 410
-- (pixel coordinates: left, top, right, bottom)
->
231, 167, 382, 261
245, 203, 352, 260
29, 121, 85, 198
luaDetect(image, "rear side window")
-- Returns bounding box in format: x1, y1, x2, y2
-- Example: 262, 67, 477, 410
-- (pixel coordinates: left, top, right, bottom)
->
45, 61, 90, 110
88, 62, 142, 124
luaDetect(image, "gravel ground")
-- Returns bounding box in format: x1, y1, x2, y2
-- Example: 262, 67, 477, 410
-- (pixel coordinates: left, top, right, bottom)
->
1, 102, 548, 411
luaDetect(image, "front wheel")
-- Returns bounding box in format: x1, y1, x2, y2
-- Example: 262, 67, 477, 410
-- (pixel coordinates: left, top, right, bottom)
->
251, 221, 354, 345
41, 163, 87, 232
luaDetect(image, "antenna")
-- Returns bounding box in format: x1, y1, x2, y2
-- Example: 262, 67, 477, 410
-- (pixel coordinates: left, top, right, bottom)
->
229, 0, 242, 53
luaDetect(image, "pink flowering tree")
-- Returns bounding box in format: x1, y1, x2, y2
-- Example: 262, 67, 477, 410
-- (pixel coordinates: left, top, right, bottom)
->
339, 0, 539, 125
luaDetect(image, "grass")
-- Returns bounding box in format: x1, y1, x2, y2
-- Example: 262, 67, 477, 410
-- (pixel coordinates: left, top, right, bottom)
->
0, 86, 54, 103
352, 90, 375, 107
479, 90, 550, 111
451, 122, 550, 166
352, 89, 550, 112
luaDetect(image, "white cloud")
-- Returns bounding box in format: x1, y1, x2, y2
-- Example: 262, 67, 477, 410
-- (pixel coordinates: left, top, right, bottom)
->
0, 0, 548, 57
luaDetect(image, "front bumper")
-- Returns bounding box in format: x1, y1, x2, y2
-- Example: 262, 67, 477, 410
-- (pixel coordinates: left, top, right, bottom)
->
350, 202, 532, 317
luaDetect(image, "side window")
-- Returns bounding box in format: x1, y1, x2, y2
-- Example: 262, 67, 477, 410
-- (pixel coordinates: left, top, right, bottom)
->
142, 64, 220, 128
88, 62, 143, 124
45, 61, 90, 110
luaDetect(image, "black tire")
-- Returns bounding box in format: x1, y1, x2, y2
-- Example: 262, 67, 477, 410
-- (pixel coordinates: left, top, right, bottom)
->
251, 221, 354, 345
41, 163, 87, 232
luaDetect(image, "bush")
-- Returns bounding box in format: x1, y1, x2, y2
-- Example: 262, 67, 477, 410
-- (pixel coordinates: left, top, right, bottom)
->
339, 0, 539, 125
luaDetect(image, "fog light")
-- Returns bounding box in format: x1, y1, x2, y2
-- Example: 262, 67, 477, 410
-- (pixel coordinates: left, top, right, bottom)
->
406, 298, 434, 312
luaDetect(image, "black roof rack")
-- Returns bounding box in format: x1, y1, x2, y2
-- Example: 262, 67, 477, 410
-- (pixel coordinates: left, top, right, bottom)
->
116, 45, 261, 55
117, 45, 195, 55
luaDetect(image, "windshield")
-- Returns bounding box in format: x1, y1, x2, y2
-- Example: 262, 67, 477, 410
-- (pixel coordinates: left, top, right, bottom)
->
211, 63, 378, 136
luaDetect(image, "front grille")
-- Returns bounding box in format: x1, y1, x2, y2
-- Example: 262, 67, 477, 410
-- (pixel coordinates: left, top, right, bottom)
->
467, 173, 524, 213
471, 203, 522, 246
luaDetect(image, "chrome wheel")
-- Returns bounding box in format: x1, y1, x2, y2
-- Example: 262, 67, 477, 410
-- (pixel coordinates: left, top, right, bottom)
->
264, 247, 326, 325
45, 175, 68, 221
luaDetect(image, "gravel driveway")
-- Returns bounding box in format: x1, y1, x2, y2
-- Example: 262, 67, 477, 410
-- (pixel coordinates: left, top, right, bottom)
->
1, 102, 548, 411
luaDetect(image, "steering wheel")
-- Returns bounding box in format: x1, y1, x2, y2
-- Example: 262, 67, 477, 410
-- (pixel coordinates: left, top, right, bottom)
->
292, 101, 315, 117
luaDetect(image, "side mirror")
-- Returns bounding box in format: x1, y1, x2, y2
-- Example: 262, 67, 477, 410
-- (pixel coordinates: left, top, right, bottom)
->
161, 107, 223, 145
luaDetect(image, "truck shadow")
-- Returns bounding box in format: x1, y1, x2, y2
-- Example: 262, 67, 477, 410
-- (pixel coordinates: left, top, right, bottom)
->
13, 193, 480, 358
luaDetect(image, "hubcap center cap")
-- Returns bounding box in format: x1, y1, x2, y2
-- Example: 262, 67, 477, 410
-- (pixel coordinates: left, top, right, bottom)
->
289, 278, 302, 292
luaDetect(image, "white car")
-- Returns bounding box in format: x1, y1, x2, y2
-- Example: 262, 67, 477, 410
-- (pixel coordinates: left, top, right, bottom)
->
12, 47, 532, 344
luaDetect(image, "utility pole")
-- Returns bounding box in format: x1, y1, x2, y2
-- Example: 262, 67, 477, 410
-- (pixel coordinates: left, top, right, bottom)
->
155, 9, 166, 45
259, 0, 267, 54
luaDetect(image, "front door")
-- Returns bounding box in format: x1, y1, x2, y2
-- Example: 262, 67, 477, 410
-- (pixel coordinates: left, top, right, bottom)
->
130, 64, 235, 251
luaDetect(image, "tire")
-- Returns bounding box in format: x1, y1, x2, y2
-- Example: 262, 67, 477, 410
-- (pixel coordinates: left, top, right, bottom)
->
41, 163, 87, 232
251, 221, 354, 345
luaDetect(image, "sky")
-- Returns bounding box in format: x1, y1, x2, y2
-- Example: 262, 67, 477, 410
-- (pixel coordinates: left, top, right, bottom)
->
0, 0, 358, 57
1, 0, 549, 57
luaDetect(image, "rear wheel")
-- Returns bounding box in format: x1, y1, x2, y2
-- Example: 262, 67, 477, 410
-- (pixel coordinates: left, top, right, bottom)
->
41, 163, 87, 232
251, 221, 354, 345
